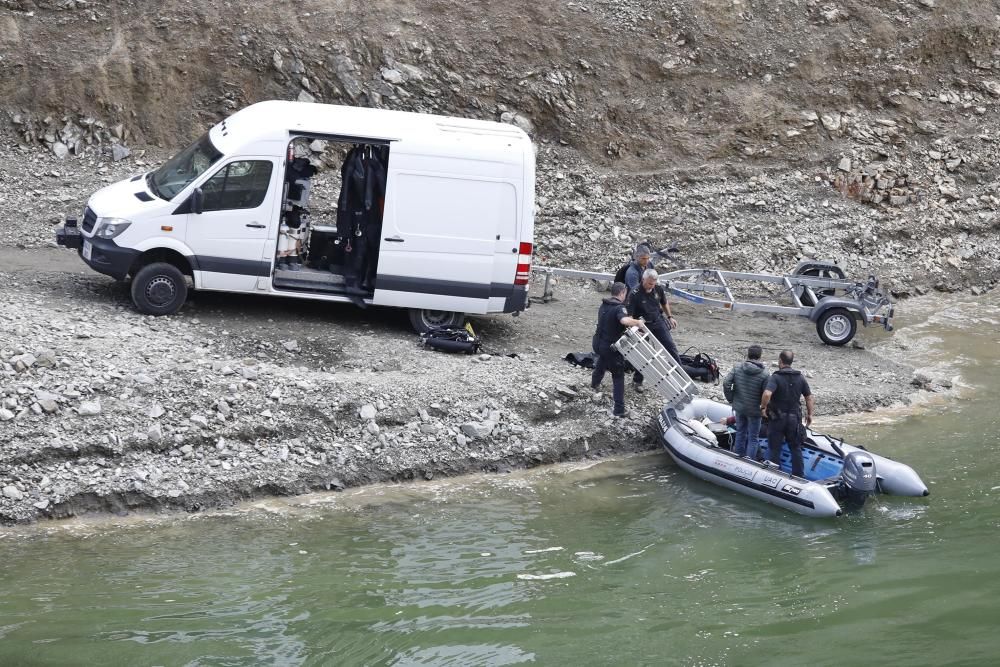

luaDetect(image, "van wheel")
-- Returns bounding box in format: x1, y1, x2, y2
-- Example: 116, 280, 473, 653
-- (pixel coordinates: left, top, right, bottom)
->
131, 262, 188, 316
817, 308, 856, 346
408, 309, 465, 333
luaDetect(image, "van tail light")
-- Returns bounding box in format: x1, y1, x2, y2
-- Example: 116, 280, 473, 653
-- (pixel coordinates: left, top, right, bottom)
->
514, 241, 533, 286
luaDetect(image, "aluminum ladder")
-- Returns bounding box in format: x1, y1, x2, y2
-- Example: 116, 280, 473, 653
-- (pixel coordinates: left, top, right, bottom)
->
612, 326, 699, 409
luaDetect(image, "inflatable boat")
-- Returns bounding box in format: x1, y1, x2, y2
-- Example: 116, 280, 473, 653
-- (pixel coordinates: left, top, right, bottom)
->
657, 397, 929, 517
612, 326, 929, 517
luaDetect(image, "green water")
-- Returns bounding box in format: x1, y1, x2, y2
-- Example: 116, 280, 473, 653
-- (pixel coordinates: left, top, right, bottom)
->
1, 295, 999, 667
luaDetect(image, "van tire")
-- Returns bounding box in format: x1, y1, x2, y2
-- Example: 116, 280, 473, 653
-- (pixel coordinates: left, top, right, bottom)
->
131, 262, 188, 316
408, 309, 465, 333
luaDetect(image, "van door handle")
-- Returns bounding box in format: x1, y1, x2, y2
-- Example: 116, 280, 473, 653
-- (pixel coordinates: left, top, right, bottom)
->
246, 223, 266, 229
384, 236, 405, 242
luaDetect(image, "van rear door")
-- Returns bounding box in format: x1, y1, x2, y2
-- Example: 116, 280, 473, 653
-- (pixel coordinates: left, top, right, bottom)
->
373, 171, 516, 314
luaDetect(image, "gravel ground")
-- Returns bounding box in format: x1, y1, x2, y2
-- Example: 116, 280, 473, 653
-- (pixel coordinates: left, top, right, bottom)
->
0, 241, 944, 524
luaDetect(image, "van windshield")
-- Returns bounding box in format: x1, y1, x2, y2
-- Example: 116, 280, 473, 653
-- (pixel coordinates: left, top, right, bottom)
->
147, 132, 223, 200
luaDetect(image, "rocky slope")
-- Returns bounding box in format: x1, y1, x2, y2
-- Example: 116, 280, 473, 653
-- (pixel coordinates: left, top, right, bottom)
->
3, 0, 1000, 293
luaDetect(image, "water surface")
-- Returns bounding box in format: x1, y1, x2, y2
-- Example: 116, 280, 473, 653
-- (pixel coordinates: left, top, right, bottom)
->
1, 294, 998, 666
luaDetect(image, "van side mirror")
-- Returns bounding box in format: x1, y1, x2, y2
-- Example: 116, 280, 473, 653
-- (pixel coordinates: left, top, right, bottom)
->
191, 188, 204, 215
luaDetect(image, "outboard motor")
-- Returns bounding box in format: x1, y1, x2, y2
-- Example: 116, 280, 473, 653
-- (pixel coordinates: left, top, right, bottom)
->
840, 451, 878, 510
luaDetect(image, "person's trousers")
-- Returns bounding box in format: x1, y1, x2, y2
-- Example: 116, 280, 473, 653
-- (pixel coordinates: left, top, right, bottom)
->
734, 413, 762, 460
634, 320, 680, 385
592, 349, 625, 415
767, 413, 804, 477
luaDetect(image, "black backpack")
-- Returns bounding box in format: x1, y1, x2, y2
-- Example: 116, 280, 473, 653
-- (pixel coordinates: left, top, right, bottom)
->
679, 347, 720, 383
613, 261, 631, 284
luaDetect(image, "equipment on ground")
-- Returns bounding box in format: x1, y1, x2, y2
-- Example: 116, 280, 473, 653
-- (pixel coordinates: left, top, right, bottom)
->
612, 326, 928, 517
678, 347, 719, 383
420, 323, 482, 354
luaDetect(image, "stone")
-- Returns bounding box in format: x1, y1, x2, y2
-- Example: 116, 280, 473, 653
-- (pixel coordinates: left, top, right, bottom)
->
297, 90, 317, 104
366, 421, 380, 435
359, 404, 377, 420
0, 408, 15, 422
52, 142, 69, 159
13, 353, 37, 370
982, 80, 1000, 98
820, 113, 842, 132
456, 433, 468, 446
272, 50, 284, 71
111, 144, 131, 162
133, 373, 155, 385
34, 349, 57, 368
147, 424, 163, 444
381, 68, 405, 84
460, 421, 494, 439
78, 401, 101, 416
396, 62, 427, 82
148, 404, 165, 419
282, 340, 300, 352
39, 399, 58, 414
33, 500, 50, 511
3, 485, 23, 500
190, 414, 210, 429
179, 444, 194, 455
500, 111, 535, 135
329, 54, 363, 101
837, 157, 852, 172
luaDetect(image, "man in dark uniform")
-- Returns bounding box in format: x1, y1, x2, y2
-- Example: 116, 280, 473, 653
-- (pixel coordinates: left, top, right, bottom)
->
628, 268, 680, 393
591, 282, 647, 417
759, 349, 815, 477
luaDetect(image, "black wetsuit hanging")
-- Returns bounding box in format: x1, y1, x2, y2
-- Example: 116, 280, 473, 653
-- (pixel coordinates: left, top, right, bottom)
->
357, 149, 387, 290
338, 147, 368, 286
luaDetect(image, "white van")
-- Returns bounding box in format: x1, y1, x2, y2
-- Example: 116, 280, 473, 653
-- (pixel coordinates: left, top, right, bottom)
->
56, 101, 535, 332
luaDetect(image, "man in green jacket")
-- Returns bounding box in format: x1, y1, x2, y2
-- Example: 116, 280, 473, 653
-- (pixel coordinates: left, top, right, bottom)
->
722, 345, 770, 460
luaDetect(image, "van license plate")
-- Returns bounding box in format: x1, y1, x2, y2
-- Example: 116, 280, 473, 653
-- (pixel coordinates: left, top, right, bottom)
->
82, 241, 92, 261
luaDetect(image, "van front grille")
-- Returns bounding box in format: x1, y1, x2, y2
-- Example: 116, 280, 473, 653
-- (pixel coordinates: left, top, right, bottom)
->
81, 207, 97, 233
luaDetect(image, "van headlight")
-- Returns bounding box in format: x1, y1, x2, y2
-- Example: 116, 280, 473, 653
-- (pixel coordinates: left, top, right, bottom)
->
95, 218, 132, 239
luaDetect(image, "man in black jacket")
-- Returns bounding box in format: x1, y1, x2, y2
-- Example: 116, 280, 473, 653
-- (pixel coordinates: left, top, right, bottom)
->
760, 349, 815, 477
592, 282, 646, 417
628, 268, 680, 393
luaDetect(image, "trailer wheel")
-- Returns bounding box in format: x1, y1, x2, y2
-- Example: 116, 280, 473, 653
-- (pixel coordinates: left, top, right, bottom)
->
817, 308, 856, 346
408, 309, 465, 333
131, 262, 188, 316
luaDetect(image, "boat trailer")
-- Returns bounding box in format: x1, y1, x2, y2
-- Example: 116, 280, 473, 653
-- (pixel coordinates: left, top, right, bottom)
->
532, 260, 894, 346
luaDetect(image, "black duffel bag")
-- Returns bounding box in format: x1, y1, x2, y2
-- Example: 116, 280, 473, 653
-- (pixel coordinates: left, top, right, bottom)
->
679, 347, 720, 383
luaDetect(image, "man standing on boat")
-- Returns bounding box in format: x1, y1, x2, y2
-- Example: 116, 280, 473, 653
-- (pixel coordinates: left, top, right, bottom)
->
760, 350, 814, 477
592, 282, 647, 418
723, 344, 770, 461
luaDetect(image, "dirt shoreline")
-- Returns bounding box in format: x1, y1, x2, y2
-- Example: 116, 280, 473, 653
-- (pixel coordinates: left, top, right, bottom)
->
0, 246, 944, 525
